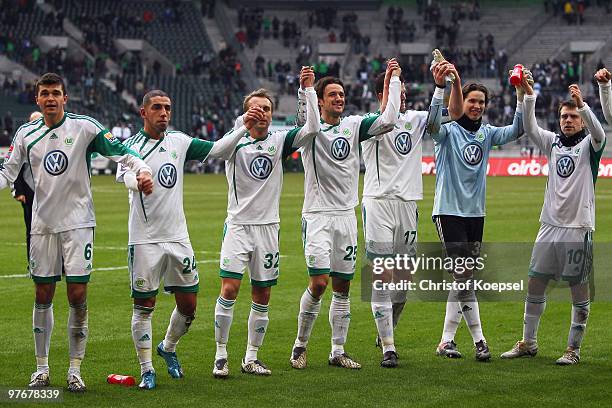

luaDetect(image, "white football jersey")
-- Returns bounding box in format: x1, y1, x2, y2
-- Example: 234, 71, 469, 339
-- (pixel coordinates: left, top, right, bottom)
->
0, 113, 150, 234
227, 86, 320, 224
300, 77, 401, 213
225, 130, 293, 225
117, 129, 218, 245
523, 95, 606, 229
362, 110, 429, 201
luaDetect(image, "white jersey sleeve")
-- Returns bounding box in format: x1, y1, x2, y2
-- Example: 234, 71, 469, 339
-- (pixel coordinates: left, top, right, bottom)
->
523, 94, 555, 154
598, 80, 612, 126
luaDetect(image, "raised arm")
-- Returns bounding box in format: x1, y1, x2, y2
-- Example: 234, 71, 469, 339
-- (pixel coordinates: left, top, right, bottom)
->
595, 68, 612, 126
287, 66, 320, 150
295, 86, 307, 128
489, 68, 530, 146
426, 61, 457, 142
520, 76, 555, 154
569, 84, 606, 151
358, 60, 401, 141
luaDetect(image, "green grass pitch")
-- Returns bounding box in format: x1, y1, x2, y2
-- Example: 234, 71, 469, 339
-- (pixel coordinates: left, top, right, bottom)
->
0, 174, 611, 407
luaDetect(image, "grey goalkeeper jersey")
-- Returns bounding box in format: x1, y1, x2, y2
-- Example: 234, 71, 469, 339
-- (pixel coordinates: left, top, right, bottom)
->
523, 94, 606, 229
0, 113, 151, 234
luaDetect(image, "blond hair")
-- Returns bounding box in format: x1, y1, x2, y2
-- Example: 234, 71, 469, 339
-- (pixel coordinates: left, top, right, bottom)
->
243, 88, 274, 113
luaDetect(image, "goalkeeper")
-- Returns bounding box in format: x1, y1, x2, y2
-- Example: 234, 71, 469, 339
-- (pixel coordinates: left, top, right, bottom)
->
427, 62, 528, 361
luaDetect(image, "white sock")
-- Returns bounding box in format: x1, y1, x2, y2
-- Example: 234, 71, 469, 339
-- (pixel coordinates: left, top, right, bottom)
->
457, 288, 484, 343
163, 307, 194, 353
329, 292, 350, 357
441, 291, 462, 343
294, 288, 321, 348
68, 303, 88, 374
371, 289, 394, 353
132, 305, 154, 375
215, 296, 235, 360
33, 303, 53, 373
567, 300, 589, 350
245, 302, 269, 363
523, 295, 546, 343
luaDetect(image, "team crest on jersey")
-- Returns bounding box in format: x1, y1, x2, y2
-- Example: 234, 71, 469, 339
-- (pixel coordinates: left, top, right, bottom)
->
331, 137, 350, 161
268, 145, 277, 155
342, 128, 351, 136
556, 155, 575, 178
475, 131, 485, 142
64, 136, 74, 146
249, 155, 273, 180
394, 132, 412, 155
44, 150, 69, 176
462, 143, 483, 165
171, 151, 178, 159
404, 122, 413, 131
158, 163, 177, 188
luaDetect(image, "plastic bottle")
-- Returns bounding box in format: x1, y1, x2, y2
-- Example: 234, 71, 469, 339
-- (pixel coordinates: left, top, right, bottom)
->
107, 374, 136, 386
509, 64, 524, 86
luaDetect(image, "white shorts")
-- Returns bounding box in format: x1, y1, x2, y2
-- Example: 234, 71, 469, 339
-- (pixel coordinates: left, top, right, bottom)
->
219, 223, 280, 287
302, 212, 358, 280
362, 198, 418, 259
29, 228, 94, 284
529, 223, 593, 284
128, 241, 199, 298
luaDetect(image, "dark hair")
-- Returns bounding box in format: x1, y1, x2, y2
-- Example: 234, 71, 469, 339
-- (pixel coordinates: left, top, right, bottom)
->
374, 72, 405, 95
35, 72, 66, 95
243, 88, 274, 112
462, 83, 489, 105
558, 100, 578, 115
142, 89, 170, 107
314, 76, 344, 99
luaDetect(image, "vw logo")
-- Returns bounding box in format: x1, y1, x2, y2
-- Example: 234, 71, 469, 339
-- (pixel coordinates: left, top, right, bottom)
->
462, 143, 483, 165
158, 163, 177, 188
43, 150, 68, 176
394, 132, 412, 155
249, 155, 273, 180
556, 155, 575, 178
331, 137, 350, 161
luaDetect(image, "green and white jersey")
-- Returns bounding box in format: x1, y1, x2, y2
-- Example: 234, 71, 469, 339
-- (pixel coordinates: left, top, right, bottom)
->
523, 95, 607, 229
0, 113, 150, 234
117, 127, 244, 245
300, 76, 401, 213
361, 110, 429, 201
227, 87, 320, 224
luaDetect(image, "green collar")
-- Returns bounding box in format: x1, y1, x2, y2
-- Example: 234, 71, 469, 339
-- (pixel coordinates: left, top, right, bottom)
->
248, 131, 270, 143
44, 113, 67, 130
140, 128, 165, 140
321, 118, 341, 132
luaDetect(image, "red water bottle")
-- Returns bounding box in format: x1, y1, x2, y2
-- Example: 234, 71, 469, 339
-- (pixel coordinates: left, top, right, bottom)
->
107, 374, 136, 386
509, 64, 524, 86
